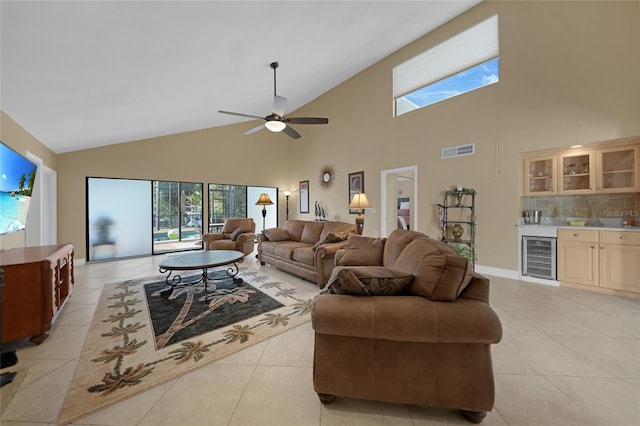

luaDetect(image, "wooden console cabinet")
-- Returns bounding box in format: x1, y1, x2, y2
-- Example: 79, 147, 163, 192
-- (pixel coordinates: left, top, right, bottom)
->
1, 244, 74, 344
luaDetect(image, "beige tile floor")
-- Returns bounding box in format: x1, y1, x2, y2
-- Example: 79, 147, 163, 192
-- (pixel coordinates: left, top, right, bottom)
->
1, 251, 639, 426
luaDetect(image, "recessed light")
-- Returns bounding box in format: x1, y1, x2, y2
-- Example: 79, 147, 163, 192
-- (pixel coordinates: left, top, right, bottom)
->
570, 144, 583, 148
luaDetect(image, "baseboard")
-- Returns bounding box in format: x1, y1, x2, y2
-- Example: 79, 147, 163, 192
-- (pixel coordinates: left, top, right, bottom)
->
474, 265, 519, 280
475, 265, 559, 287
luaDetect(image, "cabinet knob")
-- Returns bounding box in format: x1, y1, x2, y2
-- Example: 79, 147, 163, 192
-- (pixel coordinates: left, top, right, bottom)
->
619, 236, 626, 240
590, 246, 596, 249
573, 233, 579, 237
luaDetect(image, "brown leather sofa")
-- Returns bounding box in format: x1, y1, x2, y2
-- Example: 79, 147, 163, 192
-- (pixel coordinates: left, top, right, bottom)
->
311, 230, 502, 423
202, 218, 256, 256
257, 220, 356, 285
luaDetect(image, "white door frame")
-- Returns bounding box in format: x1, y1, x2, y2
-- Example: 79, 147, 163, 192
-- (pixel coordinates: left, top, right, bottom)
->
380, 165, 418, 237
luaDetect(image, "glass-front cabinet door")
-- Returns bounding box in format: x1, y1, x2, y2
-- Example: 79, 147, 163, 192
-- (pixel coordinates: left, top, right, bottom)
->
523, 155, 557, 195
558, 150, 595, 194
596, 145, 639, 193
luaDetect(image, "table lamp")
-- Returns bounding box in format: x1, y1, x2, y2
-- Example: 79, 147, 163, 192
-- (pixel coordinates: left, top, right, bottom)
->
348, 192, 371, 235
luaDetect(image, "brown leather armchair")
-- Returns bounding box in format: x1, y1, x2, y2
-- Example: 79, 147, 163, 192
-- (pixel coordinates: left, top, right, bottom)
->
202, 218, 256, 256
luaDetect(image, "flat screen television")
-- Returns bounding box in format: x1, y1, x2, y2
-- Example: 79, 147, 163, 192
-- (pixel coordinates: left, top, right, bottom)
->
0, 142, 39, 235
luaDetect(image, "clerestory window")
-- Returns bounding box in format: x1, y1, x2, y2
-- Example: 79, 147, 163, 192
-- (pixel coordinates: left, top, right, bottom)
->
393, 14, 499, 115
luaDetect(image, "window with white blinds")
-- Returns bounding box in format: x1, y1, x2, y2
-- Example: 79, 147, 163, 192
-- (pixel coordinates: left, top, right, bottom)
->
394, 14, 499, 115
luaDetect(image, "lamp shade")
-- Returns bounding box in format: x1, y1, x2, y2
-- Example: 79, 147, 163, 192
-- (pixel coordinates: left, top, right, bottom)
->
255, 193, 274, 206
264, 120, 286, 132
348, 192, 371, 209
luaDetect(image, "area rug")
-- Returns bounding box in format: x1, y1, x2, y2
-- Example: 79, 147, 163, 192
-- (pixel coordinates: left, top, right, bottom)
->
58, 268, 314, 425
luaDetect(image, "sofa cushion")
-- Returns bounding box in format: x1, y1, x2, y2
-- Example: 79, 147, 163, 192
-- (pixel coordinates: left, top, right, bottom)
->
230, 227, 245, 241
407, 254, 473, 301
323, 266, 414, 296
207, 239, 237, 251
284, 220, 306, 241
292, 246, 315, 266
383, 229, 421, 266
392, 236, 457, 273
301, 221, 325, 244
263, 228, 289, 242
338, 236, 386, 266
274, 242, 309, 260
319, 221, 356, 242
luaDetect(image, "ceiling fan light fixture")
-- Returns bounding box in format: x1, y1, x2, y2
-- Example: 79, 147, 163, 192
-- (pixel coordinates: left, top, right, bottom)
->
265, 120, 286, 132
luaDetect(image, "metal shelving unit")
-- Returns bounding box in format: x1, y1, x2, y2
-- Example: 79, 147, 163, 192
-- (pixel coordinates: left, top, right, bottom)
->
438, 188, 476, 268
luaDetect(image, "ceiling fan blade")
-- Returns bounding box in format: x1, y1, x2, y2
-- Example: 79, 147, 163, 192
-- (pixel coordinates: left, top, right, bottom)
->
282, 125, 301, 139
244, 124, 264, 135
218, 110, 265, 120
272, 96, 287, 117
285, 117, 329, 125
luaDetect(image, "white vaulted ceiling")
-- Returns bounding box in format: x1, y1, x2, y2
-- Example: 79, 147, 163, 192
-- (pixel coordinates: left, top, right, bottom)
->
1, 1, 480, 153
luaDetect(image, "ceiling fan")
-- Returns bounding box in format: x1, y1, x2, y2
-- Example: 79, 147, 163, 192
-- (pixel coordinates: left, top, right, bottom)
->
218, 62, 329, 139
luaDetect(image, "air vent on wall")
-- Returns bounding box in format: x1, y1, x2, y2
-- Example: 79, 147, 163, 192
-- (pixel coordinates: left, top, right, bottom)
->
441, 143, 475, 159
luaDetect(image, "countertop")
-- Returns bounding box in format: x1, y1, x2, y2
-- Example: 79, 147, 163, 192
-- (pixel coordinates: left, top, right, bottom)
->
517, 218, 639, 232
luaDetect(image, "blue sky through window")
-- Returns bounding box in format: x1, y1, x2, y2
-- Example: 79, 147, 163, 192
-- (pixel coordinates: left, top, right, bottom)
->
402, 57, 499, 109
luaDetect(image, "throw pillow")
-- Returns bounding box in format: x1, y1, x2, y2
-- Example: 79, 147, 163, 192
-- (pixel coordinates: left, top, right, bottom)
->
229, 227, 245, 241
337, 236, 386, 266
263, 228, 289, 242
407, 254, 473, 301
312, 231, 351, 250
323, 267, 413, 296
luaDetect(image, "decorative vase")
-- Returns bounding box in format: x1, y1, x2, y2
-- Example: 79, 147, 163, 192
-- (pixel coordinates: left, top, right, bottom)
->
451, 224, 464, 240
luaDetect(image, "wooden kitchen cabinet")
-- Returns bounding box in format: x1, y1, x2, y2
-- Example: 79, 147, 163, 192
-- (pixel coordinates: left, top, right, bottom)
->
558, 229, 599, 287
557, 150, 595, 194
599, 231, 640, 293
523, 154, 557, 196
558, 230, 640, 297
522, 139, 639, 196
1, 244, 74, 344
595, 145, 639, 193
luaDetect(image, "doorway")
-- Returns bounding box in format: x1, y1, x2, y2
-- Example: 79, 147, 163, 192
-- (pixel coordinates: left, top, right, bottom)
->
380, 165, 418, 237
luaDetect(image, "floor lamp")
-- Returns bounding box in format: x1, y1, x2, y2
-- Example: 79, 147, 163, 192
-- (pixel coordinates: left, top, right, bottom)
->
284, 191, 291, 221
255, 193, 274, 232
348, 192, 371, 235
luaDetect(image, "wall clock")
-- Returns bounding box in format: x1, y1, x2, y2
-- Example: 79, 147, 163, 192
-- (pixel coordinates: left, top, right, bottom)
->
319, 165, 336, 189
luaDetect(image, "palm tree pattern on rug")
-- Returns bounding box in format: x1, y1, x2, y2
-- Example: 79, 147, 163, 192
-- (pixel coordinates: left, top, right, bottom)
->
87, 272, 313, 396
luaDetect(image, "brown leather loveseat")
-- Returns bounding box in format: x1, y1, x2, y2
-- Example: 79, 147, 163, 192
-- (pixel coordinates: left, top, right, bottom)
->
311, 230, 502, 423
257, 220, 356, 285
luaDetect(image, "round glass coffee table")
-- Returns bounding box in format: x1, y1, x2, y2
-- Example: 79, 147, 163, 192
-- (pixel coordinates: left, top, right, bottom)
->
158, 250, 244, 298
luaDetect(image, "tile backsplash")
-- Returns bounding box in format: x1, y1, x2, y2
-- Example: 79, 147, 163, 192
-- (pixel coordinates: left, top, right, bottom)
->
522, 193, 640, 219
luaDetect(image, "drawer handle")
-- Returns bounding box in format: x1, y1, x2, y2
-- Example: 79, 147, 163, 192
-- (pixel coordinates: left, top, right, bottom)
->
573, 233, 579, 237
619, 236, 626, 240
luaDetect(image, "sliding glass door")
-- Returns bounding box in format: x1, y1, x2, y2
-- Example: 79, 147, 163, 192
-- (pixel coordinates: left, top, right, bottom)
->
87, 177, 275, 261
208, 184, 277, 233
208, 184, 247, 232
153, 181, 203, 253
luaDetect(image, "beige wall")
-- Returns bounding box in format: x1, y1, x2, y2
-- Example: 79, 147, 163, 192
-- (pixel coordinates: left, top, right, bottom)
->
10, 1, 640, 270
57, 122, 292, 259
286, 0, 640, 269
0, 111, 57, 249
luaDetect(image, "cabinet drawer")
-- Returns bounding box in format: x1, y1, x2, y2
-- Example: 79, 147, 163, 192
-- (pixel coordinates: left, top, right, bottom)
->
558, 229, 599, 243
600, 231, 640, 246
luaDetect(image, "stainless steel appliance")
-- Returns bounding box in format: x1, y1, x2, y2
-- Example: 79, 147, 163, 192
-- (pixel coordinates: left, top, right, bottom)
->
522, 236, 556, 280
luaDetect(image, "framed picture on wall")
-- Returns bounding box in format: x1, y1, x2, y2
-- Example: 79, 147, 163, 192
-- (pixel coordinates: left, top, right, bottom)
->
348, 171, 364, 214
299, 180, 309, 213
